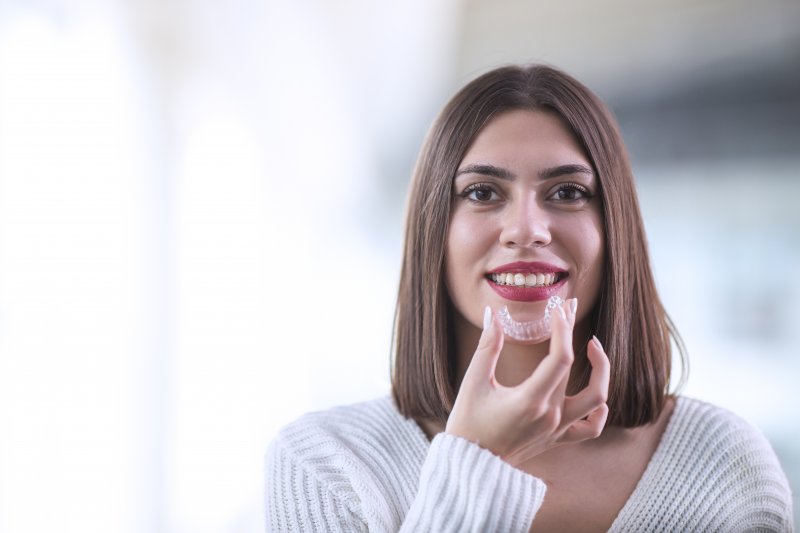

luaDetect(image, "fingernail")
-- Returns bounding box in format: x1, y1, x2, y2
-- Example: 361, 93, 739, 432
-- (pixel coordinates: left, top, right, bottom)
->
569, 298, 578, 316
483, 305, 492, 330
558, 303, 567, 320
592, 335, 603, 350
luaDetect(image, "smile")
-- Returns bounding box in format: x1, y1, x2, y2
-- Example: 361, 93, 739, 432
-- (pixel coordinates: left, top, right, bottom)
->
485, 271, 567, 302
488, 272, 559, 287
485, 261, 568, 301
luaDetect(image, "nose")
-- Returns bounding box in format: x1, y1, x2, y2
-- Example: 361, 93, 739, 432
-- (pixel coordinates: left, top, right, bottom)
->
499, 196, 552, 248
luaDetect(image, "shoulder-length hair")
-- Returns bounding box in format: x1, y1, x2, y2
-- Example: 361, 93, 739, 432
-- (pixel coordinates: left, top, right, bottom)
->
391, 64, 685, 428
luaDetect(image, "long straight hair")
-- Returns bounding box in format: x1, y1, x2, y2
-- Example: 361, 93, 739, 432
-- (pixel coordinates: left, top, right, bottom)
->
392, 65, 685, 427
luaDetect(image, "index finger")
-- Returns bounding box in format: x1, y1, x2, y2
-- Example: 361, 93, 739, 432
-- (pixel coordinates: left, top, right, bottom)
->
563, 335, 610, 423
520, 298, 576, 400
461, 306, 505, 389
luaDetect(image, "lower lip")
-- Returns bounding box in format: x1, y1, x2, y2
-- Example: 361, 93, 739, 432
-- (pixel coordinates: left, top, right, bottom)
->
487, 276, 567, 302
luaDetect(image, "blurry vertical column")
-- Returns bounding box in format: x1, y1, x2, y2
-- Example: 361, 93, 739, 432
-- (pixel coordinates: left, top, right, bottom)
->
0, 3, 164, 533
156, 0, 463, 531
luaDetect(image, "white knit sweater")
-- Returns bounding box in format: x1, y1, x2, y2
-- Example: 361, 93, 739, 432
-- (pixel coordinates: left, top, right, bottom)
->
265, 396, 794, 532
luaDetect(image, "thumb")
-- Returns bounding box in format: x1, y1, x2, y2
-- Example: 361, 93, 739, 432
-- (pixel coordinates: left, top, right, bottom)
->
463, 306, 504, 387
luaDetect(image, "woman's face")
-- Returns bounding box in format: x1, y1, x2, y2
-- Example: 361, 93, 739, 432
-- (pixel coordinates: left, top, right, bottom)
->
445, 109, 605, 343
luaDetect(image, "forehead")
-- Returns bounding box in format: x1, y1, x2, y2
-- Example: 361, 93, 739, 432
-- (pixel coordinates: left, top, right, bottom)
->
460, 109, 589, 169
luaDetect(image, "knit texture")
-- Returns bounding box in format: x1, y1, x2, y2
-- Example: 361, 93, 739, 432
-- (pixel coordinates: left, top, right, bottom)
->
265, 396, 794, 532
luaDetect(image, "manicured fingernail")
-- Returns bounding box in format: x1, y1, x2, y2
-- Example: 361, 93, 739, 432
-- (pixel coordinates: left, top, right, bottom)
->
592, 335, 603, 350
483, 305, 492, 330
569, 298, 578, 315
558, 303, 567, 320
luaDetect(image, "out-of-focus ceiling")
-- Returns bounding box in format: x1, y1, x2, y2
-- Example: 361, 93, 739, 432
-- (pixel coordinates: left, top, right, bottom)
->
455, 0, 800, 161
456, 0, 799, 101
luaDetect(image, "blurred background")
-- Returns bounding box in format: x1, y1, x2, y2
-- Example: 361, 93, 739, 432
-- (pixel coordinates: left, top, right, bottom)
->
0, 0, 798, 531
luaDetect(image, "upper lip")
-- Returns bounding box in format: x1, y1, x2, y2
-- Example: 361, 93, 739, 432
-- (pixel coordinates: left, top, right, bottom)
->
487, 261, 567, 274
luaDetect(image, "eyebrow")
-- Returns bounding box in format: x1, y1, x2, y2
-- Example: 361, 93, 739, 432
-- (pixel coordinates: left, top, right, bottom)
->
455, 163, 594, 181
455, 164, 514, 180
540, 164, 594, 180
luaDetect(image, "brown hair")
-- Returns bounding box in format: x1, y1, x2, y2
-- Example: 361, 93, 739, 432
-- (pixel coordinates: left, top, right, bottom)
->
391, 64, 685, 428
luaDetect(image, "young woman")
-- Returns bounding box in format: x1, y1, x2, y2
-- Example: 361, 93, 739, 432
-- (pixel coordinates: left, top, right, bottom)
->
266, 65, 794, 532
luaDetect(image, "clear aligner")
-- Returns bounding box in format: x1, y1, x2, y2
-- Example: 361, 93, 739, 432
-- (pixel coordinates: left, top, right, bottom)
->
496, 295, 564, 342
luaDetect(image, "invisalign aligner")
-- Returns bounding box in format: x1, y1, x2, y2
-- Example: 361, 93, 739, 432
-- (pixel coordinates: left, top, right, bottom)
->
496, 295, 564, 342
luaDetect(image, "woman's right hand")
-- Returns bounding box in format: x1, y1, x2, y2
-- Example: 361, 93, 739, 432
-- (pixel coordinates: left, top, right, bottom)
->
444, 298, 610, 469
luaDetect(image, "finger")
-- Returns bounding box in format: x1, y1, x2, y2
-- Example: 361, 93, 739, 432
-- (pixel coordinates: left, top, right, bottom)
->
552, 298, 579, 400
520, 298, 575, 400
567, 297, 578, 328
559, 402, 609, 443
562, 335, 610, 422
461, 306, 504, 388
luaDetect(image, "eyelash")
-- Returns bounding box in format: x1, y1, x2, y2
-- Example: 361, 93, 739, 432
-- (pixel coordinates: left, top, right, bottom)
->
458, 182, 499, 203
457, 181, 594, 203
554, 182, 593, 201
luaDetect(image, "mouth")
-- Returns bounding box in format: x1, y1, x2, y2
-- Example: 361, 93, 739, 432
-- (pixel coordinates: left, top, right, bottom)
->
485, 262, 568, 302
486, 271, 564, 288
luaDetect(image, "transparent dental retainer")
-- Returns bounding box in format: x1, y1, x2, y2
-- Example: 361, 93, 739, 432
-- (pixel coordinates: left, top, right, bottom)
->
496, 295, 564, 342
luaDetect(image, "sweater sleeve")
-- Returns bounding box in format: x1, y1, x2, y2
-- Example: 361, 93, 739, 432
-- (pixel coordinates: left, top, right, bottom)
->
266, 437, 368, 532
265, 430, 546, 532
400, 432, 547, 532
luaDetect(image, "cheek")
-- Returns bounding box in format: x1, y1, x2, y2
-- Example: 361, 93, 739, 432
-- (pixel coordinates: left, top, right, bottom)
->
444, 218, 470, 288
445, 213, 493, 295
576, 217, 605, 302
584, 224, 605, 270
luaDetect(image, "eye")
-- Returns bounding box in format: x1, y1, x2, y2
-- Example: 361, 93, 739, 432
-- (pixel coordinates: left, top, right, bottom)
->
550, 182, 592, 202
459, 182, 501, 203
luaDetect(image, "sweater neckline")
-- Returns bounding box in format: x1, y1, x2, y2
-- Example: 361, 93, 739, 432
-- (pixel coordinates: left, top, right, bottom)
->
607, 395, 686, 530
388, 395, 688, 529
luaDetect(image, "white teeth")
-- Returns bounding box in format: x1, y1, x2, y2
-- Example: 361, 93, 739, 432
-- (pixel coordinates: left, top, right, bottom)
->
490, 272, 560, 287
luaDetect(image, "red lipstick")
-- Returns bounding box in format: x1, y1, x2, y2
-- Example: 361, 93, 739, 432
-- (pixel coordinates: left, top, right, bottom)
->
486, 262, 567, 302
487, 261, 566, 274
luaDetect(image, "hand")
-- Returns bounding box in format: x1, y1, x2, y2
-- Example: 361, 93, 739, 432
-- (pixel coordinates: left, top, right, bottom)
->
445, 298, 610, 468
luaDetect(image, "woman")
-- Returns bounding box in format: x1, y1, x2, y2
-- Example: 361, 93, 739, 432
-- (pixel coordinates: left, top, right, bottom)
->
266, 65, 793, 532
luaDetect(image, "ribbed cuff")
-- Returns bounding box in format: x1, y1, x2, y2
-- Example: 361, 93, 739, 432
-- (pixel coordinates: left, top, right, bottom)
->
402, 432, 546, 532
